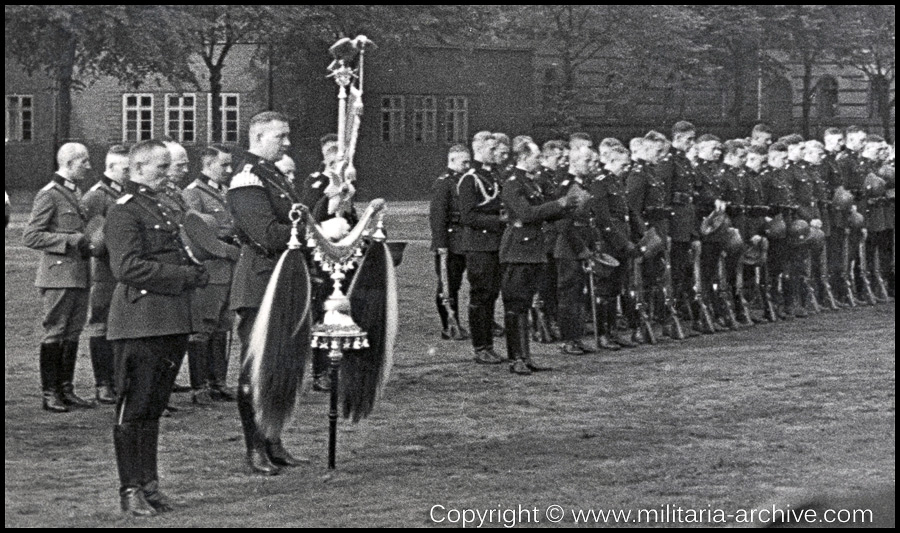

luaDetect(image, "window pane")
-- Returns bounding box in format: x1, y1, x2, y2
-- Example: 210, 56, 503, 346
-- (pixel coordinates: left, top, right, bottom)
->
226, 96, 238, 107
184, 110, 194, 120
225, 110, 237, 121
184, 96, 194, 107
141, 96, 152, 107
141, 110, 151, 120
169, 110, 179, 120
127, 110, 137, 121
126, 96, 137, 107
184, 131, 194, 142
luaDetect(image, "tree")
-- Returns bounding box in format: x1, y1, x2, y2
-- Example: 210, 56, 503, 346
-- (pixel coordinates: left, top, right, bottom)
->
5, 5, 191, 148
830, 5, 895, 142
497, 5, 702, 136
759, 6, 840, 138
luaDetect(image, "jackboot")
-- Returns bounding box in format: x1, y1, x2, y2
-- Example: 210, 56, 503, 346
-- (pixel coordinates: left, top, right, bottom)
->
237, 385, 280, 476
40, 343, 68, 413
187, 339, 212, 405
115, 423, 156, 517
266, 439, 309, 467
519, 312, 551, 372
504, 312, 529, 374
208, 333, 235, 401
140, 421, 173, 513
59, 340, 94, 408
90, 336, 117, 404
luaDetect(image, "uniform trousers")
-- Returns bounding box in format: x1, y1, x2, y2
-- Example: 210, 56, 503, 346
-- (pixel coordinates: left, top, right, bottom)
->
40, 288, 88, 344
466, 251, 501, 350
433, 251, 466, 330
556, 258, 587, 342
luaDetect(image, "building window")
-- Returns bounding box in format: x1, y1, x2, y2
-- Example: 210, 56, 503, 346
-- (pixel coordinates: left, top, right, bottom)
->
381, 96, 404, 143
208, 93, 240, 143
412, 96, 437, 144
444, 97, 468, 144
5, 95, 33, 142
165, 93, 196, 144
123, 94, 154, 143
816, 76, 839, 119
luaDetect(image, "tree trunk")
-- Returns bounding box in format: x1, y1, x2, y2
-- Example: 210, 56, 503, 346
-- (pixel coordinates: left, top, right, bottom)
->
800, 62, 813, 139
209, 67, 223, 143
55, 33, 77, 150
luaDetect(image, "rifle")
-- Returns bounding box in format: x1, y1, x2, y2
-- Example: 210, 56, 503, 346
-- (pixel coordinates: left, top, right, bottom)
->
842, 229, 859, 307
530, 293, 555, 343
734, 258, 754, 327
661, 237, 685, 340
631, 256, 657, 344
819, 242, 840, 310
802, 253, 822, 314
759, 238, 778, 322
438, 249, 464, 339
691, 241, 716, 333
715, 252, 739, 329
858, 229, 878, 305
873, 248, 891, 302
585, 262, 601, 351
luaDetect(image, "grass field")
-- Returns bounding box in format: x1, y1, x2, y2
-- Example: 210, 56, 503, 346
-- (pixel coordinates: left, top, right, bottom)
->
4, 204, 895, 527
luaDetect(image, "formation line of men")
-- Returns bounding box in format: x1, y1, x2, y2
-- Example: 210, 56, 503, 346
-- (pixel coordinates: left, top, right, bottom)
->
22, 112, 360, 516
430, 123, 895, 374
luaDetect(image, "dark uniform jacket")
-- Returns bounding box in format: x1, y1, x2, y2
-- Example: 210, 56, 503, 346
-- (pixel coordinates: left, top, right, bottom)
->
457, 163, 504, 252
553, 174, 593, 260
23, 174, 90, 289
761, 166, 797, 219
860, 158, 887, 233
881, 162, 895, 231
227, 153, 303, 311
823, 150, 849, 229
429, 169, 465, 254
806, 163, 831, 236
499, 167, 569, 264
791, 162, 822, 223
720, 164, 748, 239
626, 160, 670, 239
589, 171, 632, 259
666, 148, 699, 243
105, 184, 199, 341
160, 181, 190, 224
81, 176, 125, 284
694, 160, 725, 219
534, 165, 562, 255
838, 150, 879, 230
182, 176, 237, 285
741, 168, 768, 238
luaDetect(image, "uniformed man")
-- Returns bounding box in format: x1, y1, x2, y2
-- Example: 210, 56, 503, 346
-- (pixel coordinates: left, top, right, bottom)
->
555, 145, 598, 354
590, 145, 644, 349
693, 134, 731, 329
182, 144, 239, 404
861, 134, 891, 301
663, 121, 702, 333
743, 144, 774, 321
23, 143, 95, 412
5, 190, 10, 228
533, 140, 567, 341
80, 145, 129, 404
802, 140, 837, 309
500, 141, 580, 374
227, 111, 308, 475
761, 142, 801, 319
821, 127, 854, 305
458, 131, 505, 363
569, 132, 593, 151
494, 133, 514, 180
106, 140, 209, 516
627, 134, 673, 333
719, 139, 754, 326
429, 144, 471, 340
838, 126, 872, 302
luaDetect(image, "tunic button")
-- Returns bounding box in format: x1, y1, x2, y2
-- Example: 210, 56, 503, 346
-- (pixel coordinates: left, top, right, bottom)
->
140, 290, 147, 295
524, 237, 530, 242
482, 230, 487, 233
154, 225, 160, 229
56, 260, 63, 265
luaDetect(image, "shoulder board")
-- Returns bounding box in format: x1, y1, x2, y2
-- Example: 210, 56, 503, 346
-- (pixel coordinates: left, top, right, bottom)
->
560, 180, 570, 187
836, 152, 848, 161
41, 182, 56, 192
185, 182, 198, 190
311, 180, 323, 189
230, 166, 264, 189
437, 172, 449, 181
89, 182, 102, 192
507, 175, 516, 182
117, 194, 134, 204
310, 172, 322, 178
